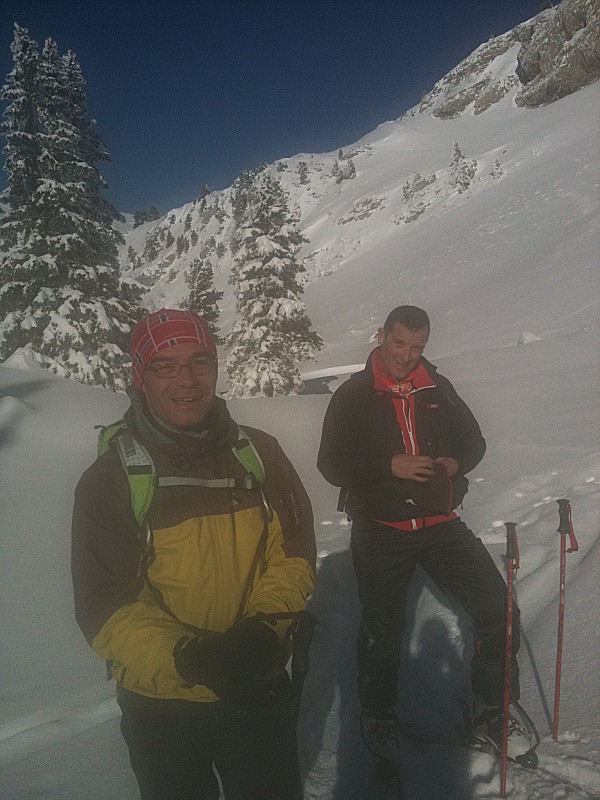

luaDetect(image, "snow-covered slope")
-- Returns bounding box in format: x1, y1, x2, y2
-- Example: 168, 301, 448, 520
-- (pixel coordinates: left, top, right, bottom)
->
1, 323, 599, 798
121, 1, 599, 382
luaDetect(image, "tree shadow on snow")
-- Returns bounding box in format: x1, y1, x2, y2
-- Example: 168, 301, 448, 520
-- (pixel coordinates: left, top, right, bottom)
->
299, 551, 501, 799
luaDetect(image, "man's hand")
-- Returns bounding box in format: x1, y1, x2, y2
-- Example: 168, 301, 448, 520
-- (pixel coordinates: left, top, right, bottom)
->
173, 618, 281, 694
434, 457, 459, 477
391, 454, 435, 482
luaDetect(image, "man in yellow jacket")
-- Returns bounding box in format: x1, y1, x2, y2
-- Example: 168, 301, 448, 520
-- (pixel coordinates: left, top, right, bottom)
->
72, 309, 316, 800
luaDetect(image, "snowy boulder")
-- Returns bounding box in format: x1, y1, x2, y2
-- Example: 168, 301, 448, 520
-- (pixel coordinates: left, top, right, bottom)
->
517, 331, 542, 345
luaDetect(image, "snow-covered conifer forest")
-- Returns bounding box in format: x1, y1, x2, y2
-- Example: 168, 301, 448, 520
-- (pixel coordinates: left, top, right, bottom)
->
0, 25, 143, 391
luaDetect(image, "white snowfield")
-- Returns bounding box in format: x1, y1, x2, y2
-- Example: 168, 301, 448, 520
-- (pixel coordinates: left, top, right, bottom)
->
2, 14, 600, 800
0, 339, 598, 799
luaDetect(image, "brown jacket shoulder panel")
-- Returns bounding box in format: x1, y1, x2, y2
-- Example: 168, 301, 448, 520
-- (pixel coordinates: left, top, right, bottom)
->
71, 449, 145, 644
235, 426, 316, 573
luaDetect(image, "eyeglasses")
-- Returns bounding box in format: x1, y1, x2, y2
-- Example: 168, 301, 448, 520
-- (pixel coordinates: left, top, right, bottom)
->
146, 356, 216, 379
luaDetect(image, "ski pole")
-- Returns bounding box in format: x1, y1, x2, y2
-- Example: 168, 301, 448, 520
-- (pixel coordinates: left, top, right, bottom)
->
500, 521, 519, 798
553, 499, 578, 742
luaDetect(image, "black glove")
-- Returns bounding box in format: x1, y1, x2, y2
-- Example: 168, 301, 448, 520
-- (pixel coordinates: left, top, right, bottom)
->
405, 461, 453, 515
173, 618, 281, 696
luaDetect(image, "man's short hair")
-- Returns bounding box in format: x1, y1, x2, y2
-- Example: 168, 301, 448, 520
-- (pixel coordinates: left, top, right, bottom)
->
383, 306, 430, 335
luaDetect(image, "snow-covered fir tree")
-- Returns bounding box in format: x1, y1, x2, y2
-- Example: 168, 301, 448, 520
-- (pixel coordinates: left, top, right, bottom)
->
298, 161, 309, 184
182, 257, 223, 341
133, 206, 160, 227
490, 158, 503, 180
0, 24, 40, 250
0, 25, 142, 391
226, 172, 322, 398
231, 169, 257, 224
449, 141, 477, 193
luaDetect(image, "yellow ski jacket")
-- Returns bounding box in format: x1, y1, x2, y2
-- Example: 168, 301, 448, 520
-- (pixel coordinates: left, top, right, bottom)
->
71, 396, 316, 702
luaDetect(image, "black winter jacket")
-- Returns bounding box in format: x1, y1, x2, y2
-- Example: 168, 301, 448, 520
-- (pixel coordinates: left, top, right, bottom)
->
317, 354, 486, 523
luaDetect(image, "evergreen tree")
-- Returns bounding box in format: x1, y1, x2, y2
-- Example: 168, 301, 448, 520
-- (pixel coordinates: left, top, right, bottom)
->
126, 245, 143, 270
0, 24, 41, 249
182, 257, 223, 341
298, 161, 309, 185
194, 184, 211, 204
231, 168, 257, 224
0, 26, 142, 391
449, 141, 477, 193
133, 206, 159, 227
133, 208, 149, 227
335, 158, 356, 184
226, 173, 322, 398
490, 159, 503, 180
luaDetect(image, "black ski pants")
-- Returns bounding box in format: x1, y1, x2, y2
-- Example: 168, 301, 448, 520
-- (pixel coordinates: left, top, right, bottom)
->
351, 517, 520, 716
117, 674, 303, 800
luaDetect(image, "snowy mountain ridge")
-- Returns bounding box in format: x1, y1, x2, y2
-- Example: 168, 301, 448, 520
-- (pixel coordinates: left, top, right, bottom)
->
121, 0, 599, 354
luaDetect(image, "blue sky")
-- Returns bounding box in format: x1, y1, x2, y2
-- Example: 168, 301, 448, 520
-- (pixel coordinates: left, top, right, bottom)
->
1, 0, 544, 214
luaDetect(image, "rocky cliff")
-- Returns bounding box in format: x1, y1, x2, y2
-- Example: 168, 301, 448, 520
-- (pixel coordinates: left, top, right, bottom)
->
418, 0, 599, 118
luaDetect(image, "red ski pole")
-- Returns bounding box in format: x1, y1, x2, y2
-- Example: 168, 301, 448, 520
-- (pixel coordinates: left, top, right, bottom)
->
553, 498, 578, 742
500, 521, 520, 797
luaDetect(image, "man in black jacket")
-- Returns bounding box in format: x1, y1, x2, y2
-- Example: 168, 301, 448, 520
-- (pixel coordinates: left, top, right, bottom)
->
318, 305, 530, 763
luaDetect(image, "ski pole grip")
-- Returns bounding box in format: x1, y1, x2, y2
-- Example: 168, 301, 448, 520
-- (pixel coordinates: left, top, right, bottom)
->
505, 522, 517, 560
556, 499, 570, 535
556, 498, 578, 552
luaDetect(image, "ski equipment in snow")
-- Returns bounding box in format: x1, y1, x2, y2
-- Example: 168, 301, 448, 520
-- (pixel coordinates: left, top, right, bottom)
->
398, 700, 539, 768
471, 700, 539, 768
553, 498, 579, 741
500, 521, 519, 795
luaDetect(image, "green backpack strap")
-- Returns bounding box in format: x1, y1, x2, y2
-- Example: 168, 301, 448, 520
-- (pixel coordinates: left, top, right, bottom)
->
97, 420, 127, 457
234, 425, 273, 524
97, 420, 156, 525
96, 422, 265, 527
233, 425, 265, 485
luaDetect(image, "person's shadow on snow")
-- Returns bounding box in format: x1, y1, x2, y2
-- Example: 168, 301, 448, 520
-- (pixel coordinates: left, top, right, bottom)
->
298, 550, 499, 799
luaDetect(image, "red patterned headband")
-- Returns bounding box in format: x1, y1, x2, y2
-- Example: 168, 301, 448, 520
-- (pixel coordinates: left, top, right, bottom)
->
130, 309, 217, 388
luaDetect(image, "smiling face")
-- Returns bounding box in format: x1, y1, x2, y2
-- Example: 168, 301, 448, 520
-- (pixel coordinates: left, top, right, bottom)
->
141, 342, 217, 429
377, 322, 429, 381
